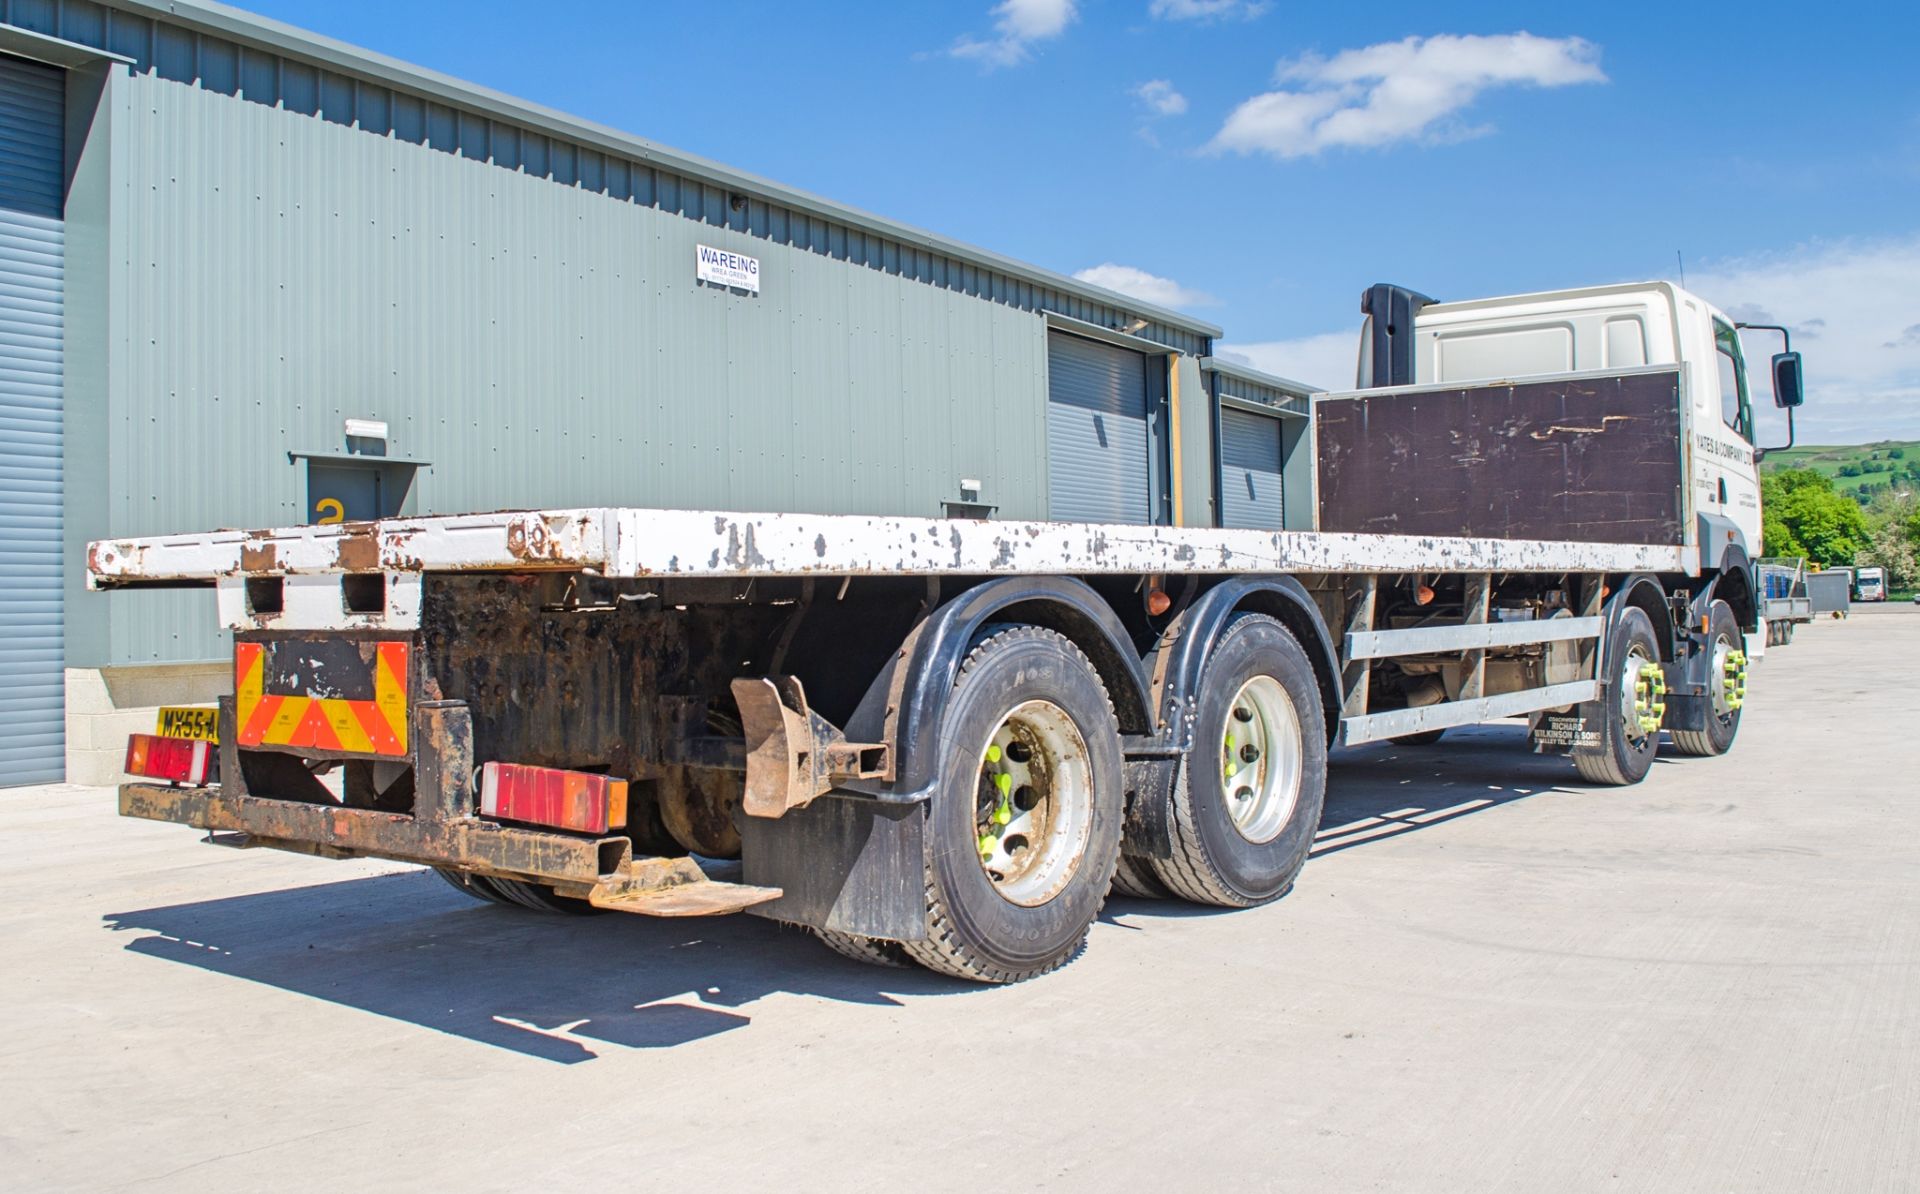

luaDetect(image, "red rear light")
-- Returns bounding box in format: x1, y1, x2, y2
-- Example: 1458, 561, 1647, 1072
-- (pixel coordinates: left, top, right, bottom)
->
479, 762, 628, 834
125, 734, 215, 785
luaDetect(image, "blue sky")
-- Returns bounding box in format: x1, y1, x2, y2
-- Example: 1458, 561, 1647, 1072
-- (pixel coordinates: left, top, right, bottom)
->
239, 0, 1920, 443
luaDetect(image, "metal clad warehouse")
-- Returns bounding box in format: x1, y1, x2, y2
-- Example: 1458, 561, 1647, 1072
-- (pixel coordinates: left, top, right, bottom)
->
0, 0, 1313, 785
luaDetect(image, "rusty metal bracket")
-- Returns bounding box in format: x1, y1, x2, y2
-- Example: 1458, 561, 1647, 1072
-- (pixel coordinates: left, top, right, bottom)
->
730, 675, 887, 819
578, 856, 782, 917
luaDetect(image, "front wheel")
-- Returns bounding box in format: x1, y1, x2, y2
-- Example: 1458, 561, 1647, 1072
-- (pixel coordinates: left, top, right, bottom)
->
1668, 600, 1745, 757
1571, 606, 1663, 786
1150, 613, 1328, 908
903, 626, 1125, 984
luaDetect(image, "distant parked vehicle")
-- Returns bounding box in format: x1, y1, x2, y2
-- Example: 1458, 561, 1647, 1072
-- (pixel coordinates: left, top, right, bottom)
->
1855, 567, 1888, 602
1757, 557, 1812, 645
1806, 569, 1852, 618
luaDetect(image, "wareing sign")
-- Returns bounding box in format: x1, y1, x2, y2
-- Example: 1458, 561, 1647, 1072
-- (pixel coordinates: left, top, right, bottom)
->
696, 244, 761, 294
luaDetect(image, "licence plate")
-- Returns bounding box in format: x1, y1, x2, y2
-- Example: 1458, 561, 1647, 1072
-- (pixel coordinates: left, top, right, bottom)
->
155, 706, 220, 742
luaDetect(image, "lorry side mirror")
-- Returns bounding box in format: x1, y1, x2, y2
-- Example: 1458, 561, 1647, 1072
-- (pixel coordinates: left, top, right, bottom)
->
1772, 351, 1805, 408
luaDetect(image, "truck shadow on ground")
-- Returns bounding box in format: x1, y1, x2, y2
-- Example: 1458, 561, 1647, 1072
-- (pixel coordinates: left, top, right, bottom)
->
102, 723, 1659, 1062
103, 871, 969, 1063
1102, 722, 1674, 926
1312, 722, 1624, 856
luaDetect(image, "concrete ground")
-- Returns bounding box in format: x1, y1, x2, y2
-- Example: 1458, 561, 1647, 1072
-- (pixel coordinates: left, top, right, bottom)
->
2, 606, 1915, 1193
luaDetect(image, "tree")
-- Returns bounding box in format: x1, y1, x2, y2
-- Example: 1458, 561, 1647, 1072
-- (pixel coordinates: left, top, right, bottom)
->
1861, 491, 1920, 589
1892, 447, 1907, 460
1860, 521, 1918, 588
1761, 468, 1870, 566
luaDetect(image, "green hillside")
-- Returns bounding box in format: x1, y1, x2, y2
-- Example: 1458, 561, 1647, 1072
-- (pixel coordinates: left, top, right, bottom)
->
1762, 441, 1920, 502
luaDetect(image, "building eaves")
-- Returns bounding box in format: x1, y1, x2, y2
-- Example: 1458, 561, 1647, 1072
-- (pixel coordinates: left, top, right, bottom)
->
1199, 355, 1320, 398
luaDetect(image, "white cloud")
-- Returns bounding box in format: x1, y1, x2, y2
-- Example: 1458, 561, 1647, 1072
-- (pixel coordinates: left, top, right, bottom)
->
1690, 235, 1920, 443
1210, 33, 1605, 159
1073, 263, 1216, 310
1149, 0, 1270, 20
951, 0, 1078, 68
1215, 331, 1359, 392
1133, 79, 1188, 117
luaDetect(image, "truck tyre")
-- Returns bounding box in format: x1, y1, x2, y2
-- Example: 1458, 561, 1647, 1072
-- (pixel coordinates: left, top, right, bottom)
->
902, 626, 1124, 984
813, 928, 912, 969
1110, 854, 1169, 899
489, 877, 603, 915
1149, 613, 1328, 908
436, 868, 600, 915
1668, 599, 1746, 757
434, 867, 516, 906
1572, 606, 1663, 786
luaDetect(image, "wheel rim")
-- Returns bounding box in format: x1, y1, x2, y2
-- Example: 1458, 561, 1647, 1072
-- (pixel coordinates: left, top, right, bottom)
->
1710, 634, 1747, 721
973, 700, 1094, 907
1619, 646, 1666, 743
1220, 675, 1304, 845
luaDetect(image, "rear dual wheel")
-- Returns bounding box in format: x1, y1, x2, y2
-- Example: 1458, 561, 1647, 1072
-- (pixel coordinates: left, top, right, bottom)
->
816, 618, 1330, 975
902, 626, 1124, 984
433, 868, 600, 915
1109, 854, 1171, 899
1147, 614, 1327, 908
812, 927, 912, 968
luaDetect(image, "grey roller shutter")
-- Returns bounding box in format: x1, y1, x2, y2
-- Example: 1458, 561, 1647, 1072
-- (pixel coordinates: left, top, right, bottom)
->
1219, 407, 1284, 530
0, 54, 66, 785
1047, 332, 1153, 524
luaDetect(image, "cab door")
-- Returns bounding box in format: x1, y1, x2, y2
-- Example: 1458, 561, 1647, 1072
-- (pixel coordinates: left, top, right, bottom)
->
1699, 316, 1761, 553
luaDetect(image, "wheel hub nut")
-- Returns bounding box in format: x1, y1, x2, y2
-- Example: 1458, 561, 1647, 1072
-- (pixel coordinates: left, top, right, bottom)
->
1632, 665, 1667, 736
1722, 649, 1747, 711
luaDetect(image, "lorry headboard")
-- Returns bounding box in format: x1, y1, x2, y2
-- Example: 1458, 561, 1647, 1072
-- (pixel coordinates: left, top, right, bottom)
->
1314, 367, 1687, 547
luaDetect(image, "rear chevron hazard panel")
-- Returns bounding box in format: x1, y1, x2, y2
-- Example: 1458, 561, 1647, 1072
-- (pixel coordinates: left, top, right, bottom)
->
235, 641, 410, 756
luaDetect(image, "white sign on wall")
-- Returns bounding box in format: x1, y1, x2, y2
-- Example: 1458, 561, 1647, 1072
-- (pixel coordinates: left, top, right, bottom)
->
696, 244, 761, 294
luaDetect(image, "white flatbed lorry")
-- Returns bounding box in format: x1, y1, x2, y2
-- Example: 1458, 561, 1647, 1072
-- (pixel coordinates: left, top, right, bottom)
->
91, 281, 1810, 982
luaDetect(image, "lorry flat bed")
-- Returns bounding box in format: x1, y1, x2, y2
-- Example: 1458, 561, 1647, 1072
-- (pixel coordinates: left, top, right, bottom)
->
88, 507, 1691, 587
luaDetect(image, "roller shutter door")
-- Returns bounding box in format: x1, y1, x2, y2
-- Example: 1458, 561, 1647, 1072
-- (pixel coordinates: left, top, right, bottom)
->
0, 54, 66, 785
1047, 332, 1154, 524
1219, 407, 1284, 529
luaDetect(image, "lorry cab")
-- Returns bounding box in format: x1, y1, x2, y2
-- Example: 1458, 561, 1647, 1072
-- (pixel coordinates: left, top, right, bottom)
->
1362, 282, 1774, 564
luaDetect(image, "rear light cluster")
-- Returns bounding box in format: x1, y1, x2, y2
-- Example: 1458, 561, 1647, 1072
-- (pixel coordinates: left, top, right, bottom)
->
479, 762, 628, 835
125, 734, 215, 785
